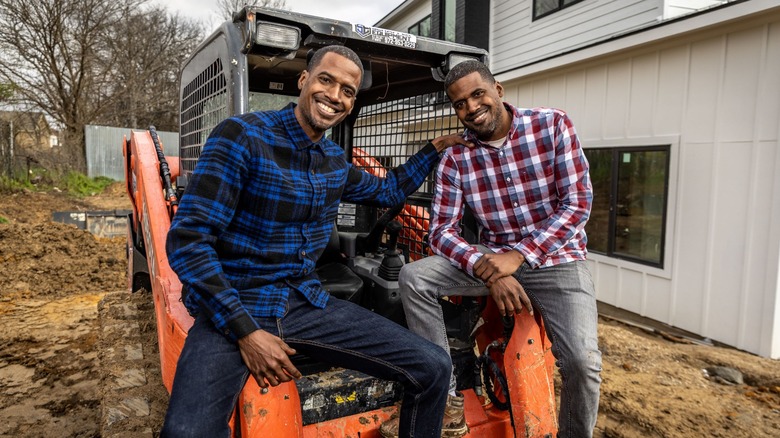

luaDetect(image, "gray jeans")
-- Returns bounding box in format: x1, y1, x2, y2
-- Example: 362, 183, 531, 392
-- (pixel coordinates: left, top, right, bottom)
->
399, 251, 601, 438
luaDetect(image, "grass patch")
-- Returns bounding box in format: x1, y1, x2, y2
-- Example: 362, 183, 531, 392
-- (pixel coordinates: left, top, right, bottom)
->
0, 172, 115, 197
63, 172, 115, 197
0, 216, 8, 224
0, 175, 35, 192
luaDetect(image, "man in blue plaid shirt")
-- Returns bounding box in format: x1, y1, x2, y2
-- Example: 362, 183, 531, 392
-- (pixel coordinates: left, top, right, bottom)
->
161, 45, 472, 438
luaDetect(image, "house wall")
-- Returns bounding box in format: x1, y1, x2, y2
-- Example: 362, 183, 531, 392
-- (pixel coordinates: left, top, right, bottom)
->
498, 9, 780, 357
376, 0, 432, 32
492, 0, 662, 74
665, 0, 725, 19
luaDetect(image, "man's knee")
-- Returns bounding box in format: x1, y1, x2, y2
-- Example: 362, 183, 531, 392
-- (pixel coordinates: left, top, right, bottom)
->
562, 347, 602, 379
399, 257, 440, 292
423, 344, 453, 390
398, 261, 420, 289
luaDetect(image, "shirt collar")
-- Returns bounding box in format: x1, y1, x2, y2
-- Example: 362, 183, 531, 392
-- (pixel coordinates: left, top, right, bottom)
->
280, 102, 326, 151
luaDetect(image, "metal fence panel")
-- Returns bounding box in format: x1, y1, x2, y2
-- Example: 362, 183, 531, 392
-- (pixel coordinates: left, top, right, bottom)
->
85, 125, 178, 181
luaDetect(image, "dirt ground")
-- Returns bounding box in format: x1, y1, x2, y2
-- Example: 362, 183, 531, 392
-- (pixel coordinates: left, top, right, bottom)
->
1, 183, 779, 437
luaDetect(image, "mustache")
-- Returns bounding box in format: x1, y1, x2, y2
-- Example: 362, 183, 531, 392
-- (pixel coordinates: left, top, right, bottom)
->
465, 107, 488, 122
316, 96, 343, 112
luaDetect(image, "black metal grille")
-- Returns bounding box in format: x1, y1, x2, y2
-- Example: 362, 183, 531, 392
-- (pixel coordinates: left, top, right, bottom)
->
352, 91, 463, 261
179, 59, 228, 177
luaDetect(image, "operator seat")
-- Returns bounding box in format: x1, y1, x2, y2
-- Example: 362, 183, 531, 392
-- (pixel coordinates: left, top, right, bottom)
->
315, 223, 363, 304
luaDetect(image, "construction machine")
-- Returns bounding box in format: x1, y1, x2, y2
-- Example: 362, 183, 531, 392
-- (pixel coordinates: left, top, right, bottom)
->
123, 7, 557, 437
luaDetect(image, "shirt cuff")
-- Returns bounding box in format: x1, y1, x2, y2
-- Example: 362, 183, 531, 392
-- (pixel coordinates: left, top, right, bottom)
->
514, 241, 542, 269
226, 311, 260, 340
465, 251, 484, 277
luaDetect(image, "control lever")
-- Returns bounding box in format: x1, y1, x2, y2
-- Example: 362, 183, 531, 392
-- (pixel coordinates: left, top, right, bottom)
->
378, 220, 403, 281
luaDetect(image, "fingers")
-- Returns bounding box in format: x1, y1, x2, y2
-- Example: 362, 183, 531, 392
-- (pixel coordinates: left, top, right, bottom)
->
278, 344, 302, 380
518, 288, 534, 316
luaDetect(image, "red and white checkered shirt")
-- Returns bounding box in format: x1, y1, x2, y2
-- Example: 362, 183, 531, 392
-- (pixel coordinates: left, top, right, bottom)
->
430, 103, 592, 274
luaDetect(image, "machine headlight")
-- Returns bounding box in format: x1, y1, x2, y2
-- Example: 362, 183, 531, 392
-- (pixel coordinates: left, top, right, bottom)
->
255, 21, 301, 51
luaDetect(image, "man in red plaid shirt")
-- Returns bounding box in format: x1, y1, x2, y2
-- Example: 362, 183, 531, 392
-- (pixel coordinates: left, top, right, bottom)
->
381, 60, 601, 438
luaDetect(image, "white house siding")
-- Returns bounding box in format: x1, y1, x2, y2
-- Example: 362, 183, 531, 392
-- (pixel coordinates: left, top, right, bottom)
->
498, 10, 780, 357
665, 0, 726, 19
375, 0, 432, 32
491, 0, 661, 73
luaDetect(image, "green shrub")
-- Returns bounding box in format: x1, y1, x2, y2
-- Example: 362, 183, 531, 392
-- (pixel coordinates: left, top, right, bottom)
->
0, 175, 34, 192
63, 172, 115, 197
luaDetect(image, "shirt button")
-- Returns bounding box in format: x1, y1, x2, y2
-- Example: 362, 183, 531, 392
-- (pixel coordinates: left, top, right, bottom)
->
506, 177, 511, 182
311, 169, 315, 175
301, 250, 307, 257
513, 202, 518, 207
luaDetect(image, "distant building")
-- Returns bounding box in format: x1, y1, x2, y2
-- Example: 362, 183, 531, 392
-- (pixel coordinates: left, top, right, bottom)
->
378, 0, 780, 358
0, 111, 57, 153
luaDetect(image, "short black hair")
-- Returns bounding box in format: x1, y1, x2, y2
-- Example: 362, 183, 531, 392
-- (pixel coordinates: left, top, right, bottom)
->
444, 60, 495, 90
307, 45, 364, 79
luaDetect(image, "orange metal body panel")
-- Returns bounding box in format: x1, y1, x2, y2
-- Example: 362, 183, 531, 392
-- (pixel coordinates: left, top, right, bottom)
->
124, 131, 558, 437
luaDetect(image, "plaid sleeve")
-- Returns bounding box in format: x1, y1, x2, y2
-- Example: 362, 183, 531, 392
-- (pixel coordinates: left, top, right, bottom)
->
166, 117, 260, 340
343, 142, 440, 206
515, 111, 593, 268
429, 151, 483, 276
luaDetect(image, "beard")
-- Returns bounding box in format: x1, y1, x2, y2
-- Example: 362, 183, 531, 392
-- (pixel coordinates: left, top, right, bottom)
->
466, 104, 505, 141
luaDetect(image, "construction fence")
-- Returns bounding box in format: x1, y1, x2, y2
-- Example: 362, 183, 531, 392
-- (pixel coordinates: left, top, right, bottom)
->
85, 125, 178, 181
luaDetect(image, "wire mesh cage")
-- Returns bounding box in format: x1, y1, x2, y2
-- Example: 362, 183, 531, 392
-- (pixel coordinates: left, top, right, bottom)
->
179, 59, 228, 177
352, 91, 463, 260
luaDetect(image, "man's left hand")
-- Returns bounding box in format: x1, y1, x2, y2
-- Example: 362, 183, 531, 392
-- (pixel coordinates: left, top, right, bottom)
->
474, 251, 525, 287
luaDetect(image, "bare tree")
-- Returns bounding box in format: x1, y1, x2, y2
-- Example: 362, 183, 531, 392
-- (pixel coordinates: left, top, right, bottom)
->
216, 0, 288, 21
0, 0, 203, 173
96, 7, 202, 132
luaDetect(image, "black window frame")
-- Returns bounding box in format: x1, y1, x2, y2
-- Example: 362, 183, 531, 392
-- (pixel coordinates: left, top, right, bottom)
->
440, 0, 456, 42
533, 0, 587, 21
408, 14, 432, 37
586, 145, 671, 269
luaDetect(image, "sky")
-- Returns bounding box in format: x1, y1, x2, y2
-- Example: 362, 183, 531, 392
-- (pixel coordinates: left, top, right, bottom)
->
152, 0, 404, 32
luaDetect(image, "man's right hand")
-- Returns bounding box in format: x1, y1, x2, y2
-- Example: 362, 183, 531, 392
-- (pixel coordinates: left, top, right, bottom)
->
237, 330, 302, 389
488, 275, 534, 317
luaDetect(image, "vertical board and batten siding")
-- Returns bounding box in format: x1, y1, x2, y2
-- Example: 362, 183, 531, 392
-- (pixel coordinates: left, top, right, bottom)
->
500, 13, 780, 357
491, 0, 660, 74
85, 125, 179, 181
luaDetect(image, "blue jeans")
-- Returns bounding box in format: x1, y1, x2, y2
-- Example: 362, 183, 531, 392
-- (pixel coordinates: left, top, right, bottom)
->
161, 290, 451, 437
399, 252, 602, 437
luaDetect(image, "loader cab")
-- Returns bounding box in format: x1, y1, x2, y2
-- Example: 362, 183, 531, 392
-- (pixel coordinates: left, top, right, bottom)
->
176, 6, 487, 305
174, 6, 489, 426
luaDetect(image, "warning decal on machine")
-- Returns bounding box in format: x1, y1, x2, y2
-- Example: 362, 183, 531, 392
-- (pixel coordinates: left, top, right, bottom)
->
352, 24, 417, 49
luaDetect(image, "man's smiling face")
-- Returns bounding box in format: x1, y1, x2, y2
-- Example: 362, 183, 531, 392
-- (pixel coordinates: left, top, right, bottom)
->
447, 71, 507, 141
295, 52, 362, 142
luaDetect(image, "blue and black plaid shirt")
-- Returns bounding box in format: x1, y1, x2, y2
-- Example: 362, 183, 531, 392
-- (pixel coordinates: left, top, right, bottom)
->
166, 104, 440, 340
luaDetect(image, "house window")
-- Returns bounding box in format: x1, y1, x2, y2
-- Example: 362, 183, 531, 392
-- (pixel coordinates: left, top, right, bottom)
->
441, 0, 456, 42
534, 0, 585, 20
586, 146, 670, 267
408, 15, 431, 37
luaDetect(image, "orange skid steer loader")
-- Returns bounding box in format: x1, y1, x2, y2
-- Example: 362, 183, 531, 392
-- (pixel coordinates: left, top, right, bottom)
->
124, 7, 557, 437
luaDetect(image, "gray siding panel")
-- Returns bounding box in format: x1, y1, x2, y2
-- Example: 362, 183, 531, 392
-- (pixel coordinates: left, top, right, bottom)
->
491, 0, 660, 73
85, 125, 178, 181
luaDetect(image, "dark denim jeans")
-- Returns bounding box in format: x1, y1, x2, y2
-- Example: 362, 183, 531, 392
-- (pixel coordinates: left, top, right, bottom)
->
161, 290, 451, 438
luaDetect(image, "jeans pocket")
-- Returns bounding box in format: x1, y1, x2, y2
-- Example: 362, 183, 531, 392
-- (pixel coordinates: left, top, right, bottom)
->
513, 261, 530, 282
